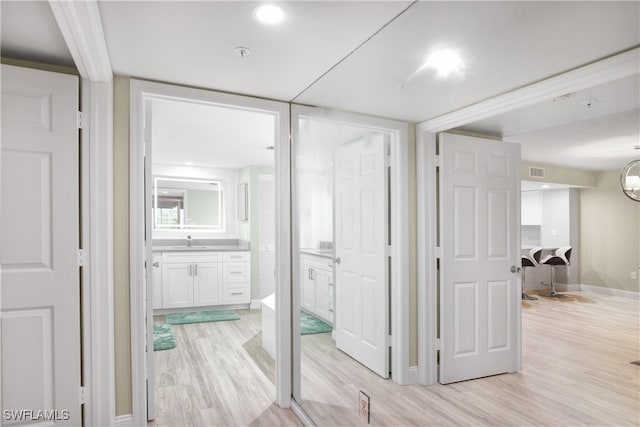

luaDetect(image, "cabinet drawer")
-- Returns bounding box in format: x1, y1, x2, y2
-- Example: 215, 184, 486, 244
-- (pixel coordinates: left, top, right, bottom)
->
164, 251, 221, 264
223, 284, 250, 304
223, 251, 250, 262
223, 262, 250, 283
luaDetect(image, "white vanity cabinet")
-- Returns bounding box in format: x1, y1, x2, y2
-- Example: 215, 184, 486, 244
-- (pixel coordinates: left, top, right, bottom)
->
300, 253, 333, 324
152, 253, 163, 309
159, 251, 250, 309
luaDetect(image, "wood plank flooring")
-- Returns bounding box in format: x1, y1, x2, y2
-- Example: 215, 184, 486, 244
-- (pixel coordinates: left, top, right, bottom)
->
150, 292, 639, 426
150, 309, 301, 427
300, 291, 640, 426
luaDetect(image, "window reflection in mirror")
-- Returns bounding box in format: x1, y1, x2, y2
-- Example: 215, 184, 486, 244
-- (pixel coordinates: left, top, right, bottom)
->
153, 177, 223, 230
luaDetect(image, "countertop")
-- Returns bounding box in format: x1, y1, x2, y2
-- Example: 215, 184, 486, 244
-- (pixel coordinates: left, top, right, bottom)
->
300, 248, 334, 259
152, 245, 250, 252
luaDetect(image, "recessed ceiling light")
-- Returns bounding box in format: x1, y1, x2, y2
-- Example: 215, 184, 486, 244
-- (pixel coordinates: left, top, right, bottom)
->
254, 4, 286, 25
424, 48, 464, 78
185, 161, 194, 166
541, 184, 551, 189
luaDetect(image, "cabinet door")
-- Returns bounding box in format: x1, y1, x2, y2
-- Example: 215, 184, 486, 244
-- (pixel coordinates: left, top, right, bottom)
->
314, 268, 332, 322
195, 262, 223, 306
164, 263, 193, 308
301, 264, 316, 311
152, 254, 163, 309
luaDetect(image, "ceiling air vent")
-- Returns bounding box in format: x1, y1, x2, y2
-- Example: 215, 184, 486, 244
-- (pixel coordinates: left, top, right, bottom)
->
529, 166, 545, 179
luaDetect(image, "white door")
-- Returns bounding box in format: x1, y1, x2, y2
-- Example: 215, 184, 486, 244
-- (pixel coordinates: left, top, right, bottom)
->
1, 65, 81, 424
334, 134, 389, 378
439, 132, 521, 384
258, 174, 275, 298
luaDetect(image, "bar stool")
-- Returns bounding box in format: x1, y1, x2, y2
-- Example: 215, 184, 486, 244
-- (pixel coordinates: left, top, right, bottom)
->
521, 247, 542, 301
540, 246, 572, 298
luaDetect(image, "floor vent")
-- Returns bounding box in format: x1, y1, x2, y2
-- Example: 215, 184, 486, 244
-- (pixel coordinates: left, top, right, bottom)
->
529, 166, 546, 178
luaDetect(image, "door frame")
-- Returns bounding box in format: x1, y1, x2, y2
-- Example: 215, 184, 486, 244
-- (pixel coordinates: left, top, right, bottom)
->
290, 104, 412, 403
129, 79, 291, 425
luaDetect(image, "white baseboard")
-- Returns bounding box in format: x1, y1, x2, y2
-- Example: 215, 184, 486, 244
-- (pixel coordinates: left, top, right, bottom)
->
250, 299, 262, 310
406, 366, 420, 385
114, 414, 133, 426
577, 284, 640, 300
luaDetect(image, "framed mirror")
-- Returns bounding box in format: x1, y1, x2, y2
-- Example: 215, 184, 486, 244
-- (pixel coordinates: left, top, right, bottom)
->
153, 177, 223, 230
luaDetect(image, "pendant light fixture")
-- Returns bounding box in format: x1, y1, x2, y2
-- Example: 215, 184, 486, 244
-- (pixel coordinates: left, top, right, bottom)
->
620, 145, 640, 202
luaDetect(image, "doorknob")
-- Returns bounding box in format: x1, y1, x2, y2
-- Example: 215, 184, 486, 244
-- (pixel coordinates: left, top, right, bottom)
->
510, 265, 521, 273
334, 257, 341, 264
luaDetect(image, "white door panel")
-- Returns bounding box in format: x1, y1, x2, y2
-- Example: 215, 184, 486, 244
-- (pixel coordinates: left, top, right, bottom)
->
1, 65, 81, 425
258, 175, 276, 298
439, 132, 520, 384
335, 134, 389, 378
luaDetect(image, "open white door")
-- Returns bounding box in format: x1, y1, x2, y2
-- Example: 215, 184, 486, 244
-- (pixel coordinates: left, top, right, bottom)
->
258, 174, 276, 298
334, 134, 389, 378
1, 65, 81, 424
439, 132, 521, 384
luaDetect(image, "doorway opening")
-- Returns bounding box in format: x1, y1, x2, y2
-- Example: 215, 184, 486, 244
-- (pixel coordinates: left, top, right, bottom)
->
129, 80, 291, 425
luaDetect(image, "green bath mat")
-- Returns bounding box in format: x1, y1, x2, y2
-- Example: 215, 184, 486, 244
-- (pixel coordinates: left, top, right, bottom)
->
165, 309, 240, 325
153, 323, 176, 351
300, 311, 333, 335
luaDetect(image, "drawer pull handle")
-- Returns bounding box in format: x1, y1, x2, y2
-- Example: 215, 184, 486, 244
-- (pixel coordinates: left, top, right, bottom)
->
230, 271, 243, 275
231, 292, 243, 296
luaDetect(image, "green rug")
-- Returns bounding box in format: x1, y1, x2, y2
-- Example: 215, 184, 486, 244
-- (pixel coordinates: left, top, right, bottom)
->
153, 323, 176, 351
165, 309, 240, 325
301, 311, 333, 335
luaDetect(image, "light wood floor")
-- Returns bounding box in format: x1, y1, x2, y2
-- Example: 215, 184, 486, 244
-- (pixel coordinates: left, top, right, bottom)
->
150, 309, 301, 427
300, 291, 640, 426
150, 292, 639, 426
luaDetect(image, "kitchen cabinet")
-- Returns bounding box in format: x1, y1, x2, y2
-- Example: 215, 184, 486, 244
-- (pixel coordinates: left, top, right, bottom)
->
159, 251, 250, 309
300, 253, 333, 324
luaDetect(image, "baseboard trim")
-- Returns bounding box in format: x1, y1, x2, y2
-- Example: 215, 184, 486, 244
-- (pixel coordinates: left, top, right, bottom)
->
114, 414, 133, 426
250, 299, 262, 310
407, 366, 420, 385
578, 284, 640, 300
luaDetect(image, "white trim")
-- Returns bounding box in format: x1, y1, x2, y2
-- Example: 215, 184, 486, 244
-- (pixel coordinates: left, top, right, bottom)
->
250, 299, 262, 310
570, 284, 639, 300
407, 366, 420, 385
416, 127, 438, 386
129, 80, 291, 425
80, 79, 116, 427
114, 414, 133, 426
47, 0, 112, 82
422, 48, 640, 132
290, 105, 411, 392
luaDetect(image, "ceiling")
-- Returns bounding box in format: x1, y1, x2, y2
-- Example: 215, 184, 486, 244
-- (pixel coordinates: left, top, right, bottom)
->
1, 1, 639, 172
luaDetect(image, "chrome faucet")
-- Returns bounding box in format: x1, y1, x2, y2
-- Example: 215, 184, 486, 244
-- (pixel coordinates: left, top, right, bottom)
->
187, 235, 192, 247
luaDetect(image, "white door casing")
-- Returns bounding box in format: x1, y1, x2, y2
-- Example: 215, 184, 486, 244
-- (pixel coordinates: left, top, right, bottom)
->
1, 65, 81, 425
334, 134, 390, 378
439, 132, 521, 384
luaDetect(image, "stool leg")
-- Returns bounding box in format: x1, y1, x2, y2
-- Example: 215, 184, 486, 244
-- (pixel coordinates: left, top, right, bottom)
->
522, 267, 538, 301
540, 265, 566, 298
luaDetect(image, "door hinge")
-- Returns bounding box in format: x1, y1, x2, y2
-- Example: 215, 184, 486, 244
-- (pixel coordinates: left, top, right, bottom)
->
386, 245, 392, 257
436, 338, 441, 351
77, 111, 86, 129
435, 247, 442, 258
387, 334, 392, 347
77, 249, 85, 267
435, 155, 441, 167
385, 154, 391, 167
79, 386, 87, 404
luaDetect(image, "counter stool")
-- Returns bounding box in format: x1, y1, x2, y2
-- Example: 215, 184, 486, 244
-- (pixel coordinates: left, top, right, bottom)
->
521, 247, 542, 301
540, 246, 572, 298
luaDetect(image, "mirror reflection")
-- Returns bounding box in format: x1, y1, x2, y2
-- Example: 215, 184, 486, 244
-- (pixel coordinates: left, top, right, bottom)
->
153, 177, 222, 230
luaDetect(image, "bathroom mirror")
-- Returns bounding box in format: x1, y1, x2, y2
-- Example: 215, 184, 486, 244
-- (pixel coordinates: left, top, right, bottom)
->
153, 177, 223, 230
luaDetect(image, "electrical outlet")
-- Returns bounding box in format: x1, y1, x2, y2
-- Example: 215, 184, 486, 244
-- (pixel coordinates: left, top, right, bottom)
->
631, 271, 638, 280
359, 391, 370, 424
